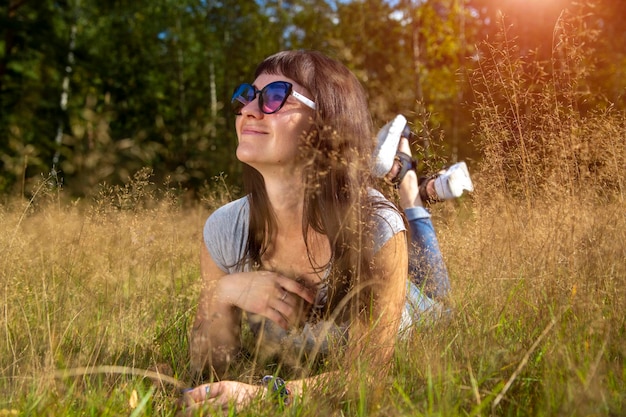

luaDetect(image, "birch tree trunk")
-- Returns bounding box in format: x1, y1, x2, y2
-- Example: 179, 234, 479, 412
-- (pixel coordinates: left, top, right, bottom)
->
52, 22, 77, 173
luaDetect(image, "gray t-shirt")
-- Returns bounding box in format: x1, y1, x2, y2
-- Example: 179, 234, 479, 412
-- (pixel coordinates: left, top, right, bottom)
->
203, 189, 404, 273
202, 189, 405, 364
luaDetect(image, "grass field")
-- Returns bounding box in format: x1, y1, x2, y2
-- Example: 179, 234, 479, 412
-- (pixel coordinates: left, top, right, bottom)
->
1, 159, 625, 416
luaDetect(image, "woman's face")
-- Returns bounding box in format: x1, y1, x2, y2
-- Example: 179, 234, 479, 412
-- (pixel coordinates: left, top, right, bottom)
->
235, 73, 315, 175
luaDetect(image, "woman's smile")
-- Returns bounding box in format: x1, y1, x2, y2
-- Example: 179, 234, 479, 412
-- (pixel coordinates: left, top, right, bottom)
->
240, 123, 268, 136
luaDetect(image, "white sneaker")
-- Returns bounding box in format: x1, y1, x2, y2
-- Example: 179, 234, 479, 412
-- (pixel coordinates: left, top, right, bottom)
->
432, 161, 474, 200
372, 115, 407, 178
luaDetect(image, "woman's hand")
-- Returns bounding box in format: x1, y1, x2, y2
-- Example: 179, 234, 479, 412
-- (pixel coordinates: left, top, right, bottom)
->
190, 245, 318, 377
217, 270, 316, 330
179, 381, 264, 413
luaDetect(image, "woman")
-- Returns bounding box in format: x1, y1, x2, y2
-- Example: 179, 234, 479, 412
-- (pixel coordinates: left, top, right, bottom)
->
183, 50, 450, 411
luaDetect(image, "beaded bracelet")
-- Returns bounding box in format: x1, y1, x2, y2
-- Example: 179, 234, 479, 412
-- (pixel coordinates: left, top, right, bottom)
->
261, 375, 291, 406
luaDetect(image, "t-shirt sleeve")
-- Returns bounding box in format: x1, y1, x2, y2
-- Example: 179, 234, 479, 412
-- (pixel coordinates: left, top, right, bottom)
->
369, 190, 406, 253
203, 197, 250, 273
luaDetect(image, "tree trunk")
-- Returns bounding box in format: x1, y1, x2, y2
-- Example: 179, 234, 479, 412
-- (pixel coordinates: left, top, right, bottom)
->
52, 23, 77, 171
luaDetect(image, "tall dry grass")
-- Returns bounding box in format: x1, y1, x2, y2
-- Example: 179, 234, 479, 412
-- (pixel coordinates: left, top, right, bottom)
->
0, 171, 208, 414
1, 9, 625, 416
399, 7, 626, 416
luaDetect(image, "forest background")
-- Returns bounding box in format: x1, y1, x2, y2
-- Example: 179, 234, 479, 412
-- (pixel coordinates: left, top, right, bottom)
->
2, 0, 624, 197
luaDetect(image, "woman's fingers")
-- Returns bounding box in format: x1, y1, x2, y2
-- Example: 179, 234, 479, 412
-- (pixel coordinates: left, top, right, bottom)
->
271, 287, 313, 329
182, 381, 261, 411
266, 306, 290, 329
276, 277, 317, 304
181, 384, 210, 404
182, 382, 225, 406
222, 270, 316, 329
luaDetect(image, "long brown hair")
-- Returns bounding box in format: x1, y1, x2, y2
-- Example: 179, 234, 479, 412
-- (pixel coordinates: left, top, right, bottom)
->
241, 50, 382, 319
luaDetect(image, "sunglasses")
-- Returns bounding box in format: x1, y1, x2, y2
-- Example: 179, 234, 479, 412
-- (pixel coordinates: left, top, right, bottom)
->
231, 81, 316, 115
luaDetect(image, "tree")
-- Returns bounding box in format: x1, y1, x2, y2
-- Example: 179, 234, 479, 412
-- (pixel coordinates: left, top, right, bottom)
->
0, 0, 73, 194
327, 0, 479, 162
585, 0, 626, 108
1, 0, 623, 197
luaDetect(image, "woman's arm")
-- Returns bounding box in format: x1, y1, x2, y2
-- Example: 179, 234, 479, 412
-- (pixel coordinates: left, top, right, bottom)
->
289, 231, 408, 400
340, 230, 408, 384
190, 243, 242, 378
190, 243, 317, 378
184, 232, 407, 408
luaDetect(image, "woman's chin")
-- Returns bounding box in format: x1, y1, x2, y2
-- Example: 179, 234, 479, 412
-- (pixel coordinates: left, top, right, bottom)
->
235, 147, 258, 165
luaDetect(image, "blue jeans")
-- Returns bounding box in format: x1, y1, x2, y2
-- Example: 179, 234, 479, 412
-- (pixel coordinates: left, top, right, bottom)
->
400, 206, 450, 331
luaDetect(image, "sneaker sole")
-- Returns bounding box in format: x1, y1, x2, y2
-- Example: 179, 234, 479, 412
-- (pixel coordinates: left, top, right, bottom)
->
372, 114, 407, 178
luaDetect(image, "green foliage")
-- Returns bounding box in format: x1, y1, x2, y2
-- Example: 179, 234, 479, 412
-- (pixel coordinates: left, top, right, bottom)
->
0, 0, 71, 193
1, 0, 625, 199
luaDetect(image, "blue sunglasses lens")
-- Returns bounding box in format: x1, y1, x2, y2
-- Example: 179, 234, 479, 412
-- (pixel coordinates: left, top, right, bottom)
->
231, 83, 256, 115
260, 82, 291, 114
231, 82, 292, 115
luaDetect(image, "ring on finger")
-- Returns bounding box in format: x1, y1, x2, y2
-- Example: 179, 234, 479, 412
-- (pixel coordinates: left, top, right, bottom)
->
280, 291, 287, 302
205, 384, 211, 399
